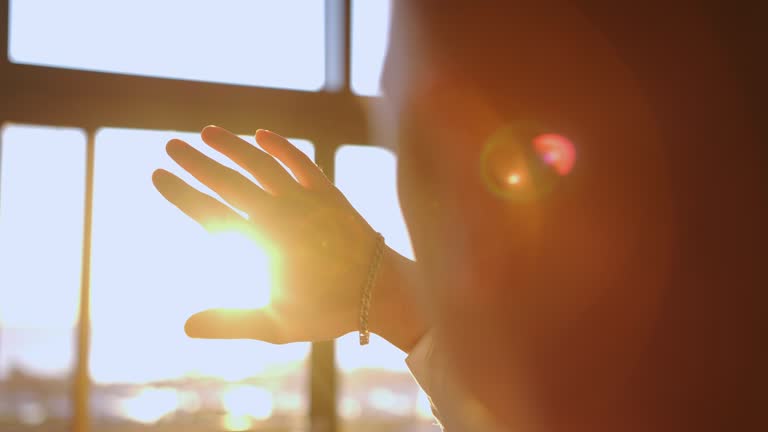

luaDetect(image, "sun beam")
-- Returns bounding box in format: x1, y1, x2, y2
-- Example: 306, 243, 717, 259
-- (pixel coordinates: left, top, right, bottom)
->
204, 231, 273, 310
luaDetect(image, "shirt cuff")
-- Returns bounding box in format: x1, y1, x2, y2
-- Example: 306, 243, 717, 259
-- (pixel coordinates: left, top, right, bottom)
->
404, 331, 506, 432
405, 331, 436, 394
405, 331, 444, 428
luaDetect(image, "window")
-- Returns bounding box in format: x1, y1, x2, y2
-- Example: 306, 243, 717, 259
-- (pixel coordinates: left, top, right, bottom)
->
351, 0, 392, 96
0, 124, 87, 426
9, 0, 326, 90
0, 1, 432, 430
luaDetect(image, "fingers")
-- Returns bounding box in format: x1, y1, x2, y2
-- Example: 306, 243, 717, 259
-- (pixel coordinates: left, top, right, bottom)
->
255, 129, 331, 190
152, 169, 247, 233
201, 126, 299, 196
165, 139, 270, 216
185, 308, 286, 344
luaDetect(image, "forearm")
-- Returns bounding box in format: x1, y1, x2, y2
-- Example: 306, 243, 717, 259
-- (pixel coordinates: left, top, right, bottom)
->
368, 247, 428, 353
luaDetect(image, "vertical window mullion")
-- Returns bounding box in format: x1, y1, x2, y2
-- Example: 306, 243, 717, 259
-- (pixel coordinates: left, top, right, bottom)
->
324, 0, 352, 92
1, 0, 9, 67
325, 0, 344, 91
309, 141, 340, 432
310, 0, 352, 429
0, 123, 3, 374
342, 0, 352, 93
73, 128, 95, 432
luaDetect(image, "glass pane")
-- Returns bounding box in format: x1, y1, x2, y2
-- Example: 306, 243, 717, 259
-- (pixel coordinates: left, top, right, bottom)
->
89, 128, 314, 430
9, 0, 325, 91
351, 0, 392, 96
335, 145, 436, 431
0, 124, 86, 429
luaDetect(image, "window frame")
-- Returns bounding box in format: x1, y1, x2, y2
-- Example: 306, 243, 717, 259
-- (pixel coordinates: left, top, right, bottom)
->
0, 1, 379, 431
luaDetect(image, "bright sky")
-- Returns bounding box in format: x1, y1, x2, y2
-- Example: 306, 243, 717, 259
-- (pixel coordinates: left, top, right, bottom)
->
1, 0, 408, 385
8, 0, 390, 96
8, 0, 326, 91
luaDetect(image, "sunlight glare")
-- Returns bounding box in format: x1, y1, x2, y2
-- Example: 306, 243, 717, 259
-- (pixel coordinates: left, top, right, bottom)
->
205, 231, 272, 309
118, 387, 180, 424
221, 385, 274, 421
88, 127, 313, 386
223, 414, 252, 432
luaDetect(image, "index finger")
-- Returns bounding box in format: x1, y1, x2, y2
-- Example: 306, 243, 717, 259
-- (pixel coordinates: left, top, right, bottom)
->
201, 126, 299, 196
152, 169, 247, 233
255, 129, 331, 190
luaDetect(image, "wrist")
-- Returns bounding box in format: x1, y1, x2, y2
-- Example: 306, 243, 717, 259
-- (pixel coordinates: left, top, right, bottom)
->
358, 233, 385, 345
367, 246, 429, 353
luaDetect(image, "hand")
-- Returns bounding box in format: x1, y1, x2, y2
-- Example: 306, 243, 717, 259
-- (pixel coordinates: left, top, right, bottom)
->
152, 126, 382, 344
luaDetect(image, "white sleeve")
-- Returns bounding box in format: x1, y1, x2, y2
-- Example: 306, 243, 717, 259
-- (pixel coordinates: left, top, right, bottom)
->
405, 331, 445, 428
405, 331, 508, 432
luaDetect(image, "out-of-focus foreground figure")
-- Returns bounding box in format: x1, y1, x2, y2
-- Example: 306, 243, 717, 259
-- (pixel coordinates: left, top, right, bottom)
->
384, 0, 765, 430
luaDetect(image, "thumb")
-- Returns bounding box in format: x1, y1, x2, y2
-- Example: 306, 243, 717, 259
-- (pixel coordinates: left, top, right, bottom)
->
184, 308, 286, 344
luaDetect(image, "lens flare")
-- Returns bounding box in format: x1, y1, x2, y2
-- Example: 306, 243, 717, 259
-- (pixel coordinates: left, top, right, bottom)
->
533, 133, 576, 176
481, 122, 576, 201
506, 173, 522, 185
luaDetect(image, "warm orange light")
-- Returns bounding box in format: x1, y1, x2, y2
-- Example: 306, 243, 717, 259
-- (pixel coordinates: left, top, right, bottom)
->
480, 123, 573, 200
506, 173, 522, 185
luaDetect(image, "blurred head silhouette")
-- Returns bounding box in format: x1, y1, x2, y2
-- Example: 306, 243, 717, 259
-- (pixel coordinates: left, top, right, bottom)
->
379, 1, 765, 430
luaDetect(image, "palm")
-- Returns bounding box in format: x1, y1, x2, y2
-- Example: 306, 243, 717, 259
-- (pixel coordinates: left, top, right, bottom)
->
256, 189, 376, 342
152, 126, 377, 344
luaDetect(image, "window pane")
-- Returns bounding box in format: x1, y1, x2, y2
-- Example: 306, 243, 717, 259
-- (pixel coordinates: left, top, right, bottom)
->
0, 124, 86, 428
9, 0, 325, 91
351, 0, 392, 96
335, 146, 435, 431
89, 128, 313, 430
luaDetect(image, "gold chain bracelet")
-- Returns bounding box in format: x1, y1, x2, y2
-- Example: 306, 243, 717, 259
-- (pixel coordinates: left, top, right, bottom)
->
359, 232, 385, 346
